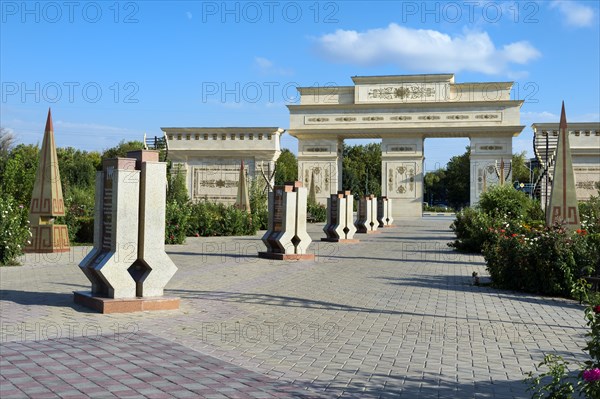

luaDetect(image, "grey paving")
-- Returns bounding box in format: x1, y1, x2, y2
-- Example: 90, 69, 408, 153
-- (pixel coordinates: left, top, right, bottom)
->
0, 218, 589, 398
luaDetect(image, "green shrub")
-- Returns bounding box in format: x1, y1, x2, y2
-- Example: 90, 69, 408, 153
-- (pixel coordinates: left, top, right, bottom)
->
483, 226, 598, 296
187, 201, 257, 237
449, 185, 543, 253
249, 179, 268, 230
448, 208, 497, 253
0, 196, 31, 265
74, 216, 94, 244
307, 200, 327, 223
165, 200, 191, 244
580, 191, 600, 235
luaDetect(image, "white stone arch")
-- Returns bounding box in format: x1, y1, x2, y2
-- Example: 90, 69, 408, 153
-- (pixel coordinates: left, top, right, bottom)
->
287, 74, 524, 217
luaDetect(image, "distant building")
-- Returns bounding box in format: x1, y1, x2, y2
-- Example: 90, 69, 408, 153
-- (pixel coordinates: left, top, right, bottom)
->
160, 127, 285, 204
532, 122, 600, 208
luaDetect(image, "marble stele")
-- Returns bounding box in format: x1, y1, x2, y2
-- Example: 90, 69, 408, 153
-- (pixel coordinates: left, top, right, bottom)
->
377, 197, 394, 227
322, 191, 358, 243
75, 150, 179, 313
356, 195, 379, 234
259, 181, 314, 260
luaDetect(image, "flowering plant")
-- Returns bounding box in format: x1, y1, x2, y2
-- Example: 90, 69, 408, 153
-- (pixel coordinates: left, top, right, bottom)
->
0, 196, 31, 265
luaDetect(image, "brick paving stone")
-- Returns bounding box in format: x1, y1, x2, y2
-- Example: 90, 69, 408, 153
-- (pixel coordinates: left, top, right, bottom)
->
0, 219, 589, 398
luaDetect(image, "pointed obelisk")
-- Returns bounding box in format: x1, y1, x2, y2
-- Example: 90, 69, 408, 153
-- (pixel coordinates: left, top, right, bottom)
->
25, 109, 70, 253
235, 159, 251, 212
546, 102, 580, 229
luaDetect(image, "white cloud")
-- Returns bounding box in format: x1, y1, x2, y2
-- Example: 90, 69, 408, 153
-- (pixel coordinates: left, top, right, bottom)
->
253, 56, 293, 76
550, 1, 595, 27
314, 24, 541, 75
186, 11, 193, 20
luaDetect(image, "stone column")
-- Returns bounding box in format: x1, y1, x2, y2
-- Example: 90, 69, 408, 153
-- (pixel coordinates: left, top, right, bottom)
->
259, 182, 314, 260
381, 137, 424, 218
377, 197, 394, 227
297, 138, 342, 205
355, 195, 379, 234
76, 151, 180, 313
469, 136, 513, 205
322, 191, 358, 242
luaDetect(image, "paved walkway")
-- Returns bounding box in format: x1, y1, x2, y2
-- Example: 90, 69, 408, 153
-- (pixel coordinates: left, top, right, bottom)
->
0, 218, 588, 398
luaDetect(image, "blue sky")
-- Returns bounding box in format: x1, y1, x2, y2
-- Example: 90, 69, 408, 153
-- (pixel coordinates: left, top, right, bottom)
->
1, 0, 599, 170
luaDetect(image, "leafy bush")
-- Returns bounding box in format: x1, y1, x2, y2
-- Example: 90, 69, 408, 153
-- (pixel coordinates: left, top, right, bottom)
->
74, 216, 94, 244
165, 200, 191, 244
249, 179, 268, 230
449, 185, 543, 253
482, 224, 594, 296
62, 186, 95, 243
448, 208, 498, 253
307, 200, 327, 223
187, 201, 257, 237
580, 191, 600, 235
0, 196, 31, 265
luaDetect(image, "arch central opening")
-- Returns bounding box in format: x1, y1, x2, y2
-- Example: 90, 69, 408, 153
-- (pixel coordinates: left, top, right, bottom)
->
423, 137, 471, 212
341, 138, 383, 198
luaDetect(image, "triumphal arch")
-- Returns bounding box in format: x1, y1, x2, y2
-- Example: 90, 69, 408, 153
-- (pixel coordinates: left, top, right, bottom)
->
287, 74, 525, 217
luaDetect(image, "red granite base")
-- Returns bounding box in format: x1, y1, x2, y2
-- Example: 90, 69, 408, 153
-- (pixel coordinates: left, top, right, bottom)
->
357, 230, 382, 234
73, 291, 180, 314
380, 224, 396, 228
321, 238, 360, 243
258, 252, 315, 261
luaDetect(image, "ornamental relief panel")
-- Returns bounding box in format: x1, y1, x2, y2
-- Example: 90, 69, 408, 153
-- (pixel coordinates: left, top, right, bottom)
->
575, 168, 600, 200
367, 85, 436, 101
192, 160, 254, 201
387, 162, 417, 198
303, 112, 503, 125
302, 162, 337, 195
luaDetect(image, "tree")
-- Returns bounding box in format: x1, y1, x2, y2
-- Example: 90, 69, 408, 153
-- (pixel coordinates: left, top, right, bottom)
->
57, 147, 101, 193
0, 127, 15, 156
101, 140, 144, 162
511, 151, 531, 183
0, 144, 39, 206
342, 142, 382, 197
274, 148, 297, 185
444, 146, 471, 209
424, 169, 447, 205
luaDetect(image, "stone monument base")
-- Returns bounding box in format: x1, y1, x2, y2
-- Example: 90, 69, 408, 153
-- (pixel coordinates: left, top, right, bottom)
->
321, 238, 360, 243
73, 291, 180, 314
258, 252, 315, 261
358, 230, 382, 234
380, 225, 396, 228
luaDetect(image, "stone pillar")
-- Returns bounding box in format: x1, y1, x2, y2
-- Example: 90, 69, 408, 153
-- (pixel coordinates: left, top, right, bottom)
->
381, 137, 424, 218
78, 158, 140, 299
355, 195, 379, 234
377, 197, 394, 227
322, 191, 358, 243
75, 151, 179, 313
469, 136, 513, 205
259, 181, 314, 260
297, 139, 342, 205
